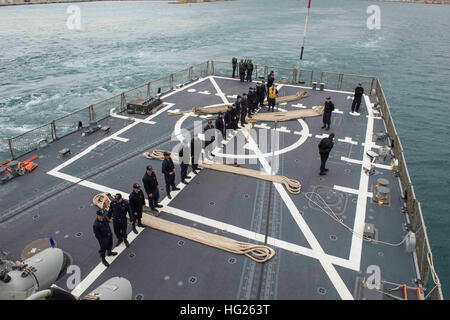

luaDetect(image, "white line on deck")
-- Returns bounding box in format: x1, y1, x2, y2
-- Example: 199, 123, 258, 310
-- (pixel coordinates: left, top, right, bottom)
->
111, 136, 129, 143
333, 185, 373, 198
341, 156, 392, 170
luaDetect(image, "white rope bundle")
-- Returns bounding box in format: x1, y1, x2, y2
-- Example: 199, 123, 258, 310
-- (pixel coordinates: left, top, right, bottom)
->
146, 150, 301, 194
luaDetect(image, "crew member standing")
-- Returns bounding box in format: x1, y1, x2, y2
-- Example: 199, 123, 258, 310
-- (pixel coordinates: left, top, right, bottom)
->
191, 134, 202, 174
267, 84, 278, 112
231, 104, 239, 130
267, 71, 275, 88
351, 83, 364, 113
203, 120, 216, 157
162, 152, 180, 200
232, 57, 238, 78
248, 87, 257, 115
129, 183, 145, 233
142, 165, 162, 214
246, 59, 254, 82
318, 133, 335, 176
322, 97, 335, 130
178, 140, 191, 185
93, 209, 117, 267
107, 194, 133, 248
241, 93, 249, 123
215, 112, 225, 139
225, 105, 233, 130
239, 59, 246, 82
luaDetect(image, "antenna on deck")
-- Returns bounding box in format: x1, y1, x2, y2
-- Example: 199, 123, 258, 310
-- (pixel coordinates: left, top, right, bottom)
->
296, 0, 312, 83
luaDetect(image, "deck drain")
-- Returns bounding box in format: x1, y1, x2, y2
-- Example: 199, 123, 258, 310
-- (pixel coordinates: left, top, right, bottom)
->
75, 232, 83, 238
243, 194, 250, 199
317, 287, 327, 295
378, 251, 384, 257
129, 253, 136, 259
228, 257, 237, 264
188, 276, 197, 284
209, 201, 215, 206
33, 189, 39, 193
32, 214, 40, 220
295, 159, 300, 163
79, 205, 85, 209
330, 235, 338, 241
177, 240, 185, 247
135, 294, 144, 300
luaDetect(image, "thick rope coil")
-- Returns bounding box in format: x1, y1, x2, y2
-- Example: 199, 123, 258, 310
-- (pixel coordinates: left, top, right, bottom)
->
168, 103, 231, 116
91, 194, 275, 263
144, 150, 301, 194
140, 213, 275, 263
247, 106, 324, 123
263, 90, 310, 106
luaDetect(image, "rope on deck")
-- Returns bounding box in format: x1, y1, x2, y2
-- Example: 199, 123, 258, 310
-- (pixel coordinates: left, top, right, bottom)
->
247, 106, 324, 123
141, 213, 275, 263
145, 150, 301, 194
92, 194, 275, 263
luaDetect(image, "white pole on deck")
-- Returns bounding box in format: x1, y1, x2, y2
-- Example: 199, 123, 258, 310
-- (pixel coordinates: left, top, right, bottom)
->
296, 0, 312, 83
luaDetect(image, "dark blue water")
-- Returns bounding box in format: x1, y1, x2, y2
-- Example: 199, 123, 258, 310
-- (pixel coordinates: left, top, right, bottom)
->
0, 0, 449, 296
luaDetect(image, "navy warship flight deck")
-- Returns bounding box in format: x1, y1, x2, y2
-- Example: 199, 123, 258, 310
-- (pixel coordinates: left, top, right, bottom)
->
0, 59, 443, 300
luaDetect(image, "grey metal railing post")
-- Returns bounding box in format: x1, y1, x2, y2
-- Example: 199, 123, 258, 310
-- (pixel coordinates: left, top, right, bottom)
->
121, 92, 126, 111
170, 74, 174, 90
7, 138, 15, 160
211, 61, 215, 75
309, 71, 314, 86
189, 66, 193, 81
293, 69, 298, 84
89, 104, 95, 121
264, 66, 268, 80
147, 82, 151, 97
51, 120, 57, 140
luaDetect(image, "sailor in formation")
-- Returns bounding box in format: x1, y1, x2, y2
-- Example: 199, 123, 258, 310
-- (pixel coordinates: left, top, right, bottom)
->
240, 93, 249, 124
246, 59, 254, 82
318, 133, 335, 176
178, 140, 191, 185
225, 105, 233, 130
239, 59, 246, 82
215, 112, 225, 140
232, 57, 237, 78
351, 83, 364, 114
190, 134, 202, 175
248, 87, 257, 115
322, 97, 335, 130
267, 71, 275, 88
107, 193, 133, 248
128, 183, 145, 233
256, 81, 266, 108
203, 120, 216, 157
162, 151, 180, 200
142, 165, 162, 214
93, 209, 117, 267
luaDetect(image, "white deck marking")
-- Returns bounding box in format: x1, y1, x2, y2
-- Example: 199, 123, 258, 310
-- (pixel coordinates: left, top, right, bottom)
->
341, 156, 392, 170
333, 185, 373, 198
111, 136, 129, 143
334, 109, 344, 114
315, 133, 330, 139
209, 77, 229, 105
240, 127, 354, 300
198, 90, 211, 95
337, 137, 358, 145
291, 103, 306, 108
347, 94, 376, 271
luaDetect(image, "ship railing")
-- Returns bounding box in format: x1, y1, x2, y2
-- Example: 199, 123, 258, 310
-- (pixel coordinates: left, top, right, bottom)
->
1, 61, 443, 299
375, 78, 443, 300
209, 60, 377, 93
2, 61, 209, 160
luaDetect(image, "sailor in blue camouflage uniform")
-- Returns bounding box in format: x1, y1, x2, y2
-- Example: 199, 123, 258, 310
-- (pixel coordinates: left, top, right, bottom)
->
162, 151, 180, 199
93, 209, 117, 267
240, 93, 249, 124
107, 193, 133, 248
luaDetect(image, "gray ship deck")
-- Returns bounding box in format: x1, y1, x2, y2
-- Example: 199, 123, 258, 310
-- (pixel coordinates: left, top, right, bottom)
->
0, 75, 421, 300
